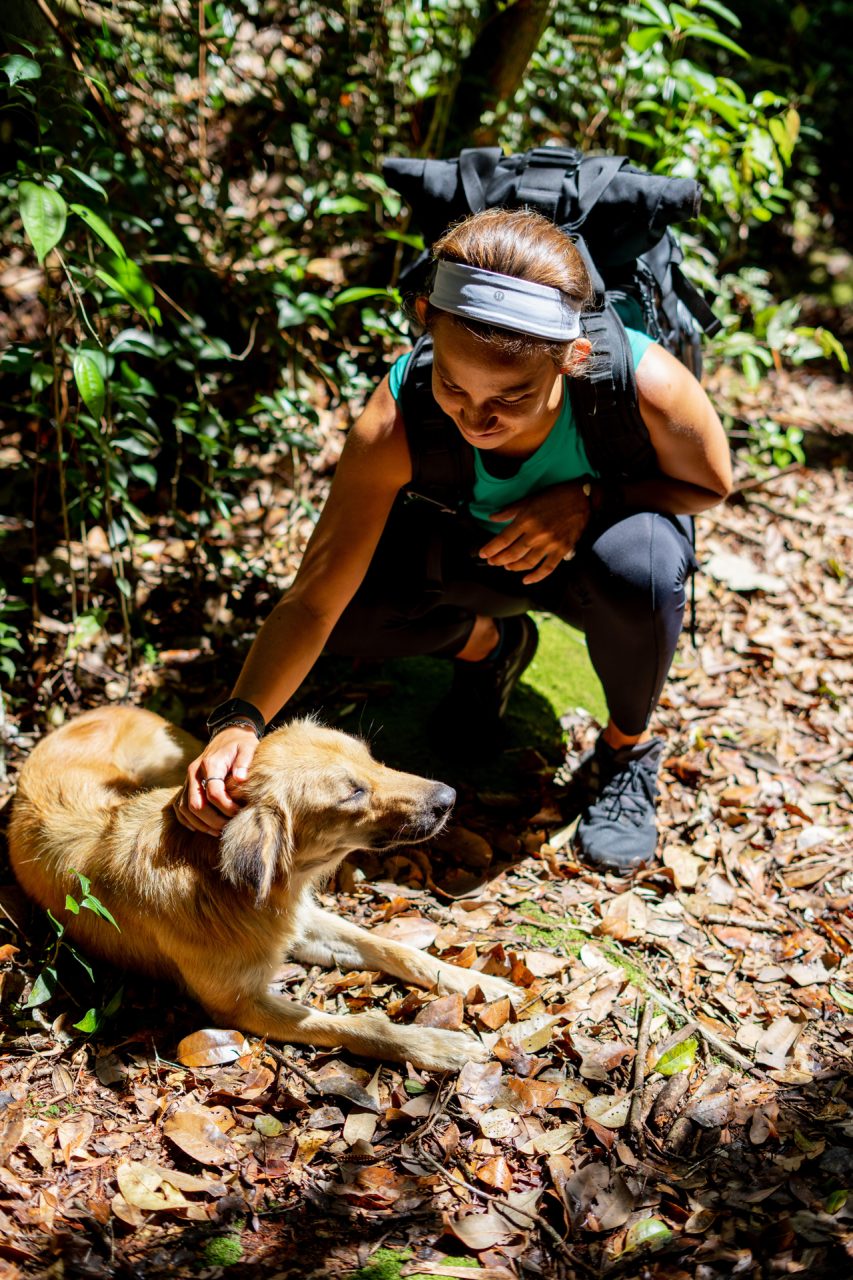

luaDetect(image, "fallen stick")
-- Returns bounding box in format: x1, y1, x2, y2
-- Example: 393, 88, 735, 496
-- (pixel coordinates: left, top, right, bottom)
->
629, 998, 655, 1150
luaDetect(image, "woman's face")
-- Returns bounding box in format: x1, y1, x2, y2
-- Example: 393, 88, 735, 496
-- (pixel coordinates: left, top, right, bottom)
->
429, 314, 567, 454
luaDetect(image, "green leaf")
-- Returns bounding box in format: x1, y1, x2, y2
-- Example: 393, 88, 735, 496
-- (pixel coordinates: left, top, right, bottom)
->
73, 350, 106, 419
130, 462, 158, 488
18, 181, 67, 263
73, 1007, 100, 1033
103, 985, 124, 1018
628, 26, 666, 52
654, 1036, 697, 1076
68, 944, 95, 982
64, 167, 108, 199
25, 967, 57, 1008
81, 894, 120, 931
695, 0, 741, 26
632, 0, 672, 25
2, 54, 41, 86
826, 1189, 848, 1213
64, 895, 80, 914
830, 985, 853, 1014
291, 122, 311, 166
73, 871, 92, 896
333, 286, 395, 307
625, 1218, 673, 1250
95, 258, 155, 315
315, 195, 369, 217
70, 204, 127, 259
680, 24, 748, 56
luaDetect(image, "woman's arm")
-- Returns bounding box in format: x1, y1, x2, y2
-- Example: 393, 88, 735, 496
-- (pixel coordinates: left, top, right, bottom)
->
479, 344, 731, 584
232, 377, 411, 721
622, 342, 732, 513
175, 376, 411, 833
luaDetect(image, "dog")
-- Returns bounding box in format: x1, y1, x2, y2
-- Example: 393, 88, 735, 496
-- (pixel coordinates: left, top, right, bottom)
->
9, 706, 520, 1070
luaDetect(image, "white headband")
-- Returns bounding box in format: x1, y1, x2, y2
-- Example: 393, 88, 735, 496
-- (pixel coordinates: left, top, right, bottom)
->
428, 260, 582, 342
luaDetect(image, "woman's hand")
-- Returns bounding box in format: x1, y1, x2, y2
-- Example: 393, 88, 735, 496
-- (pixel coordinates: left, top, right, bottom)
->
479, 480, 592, 584
173, 726, 260, 835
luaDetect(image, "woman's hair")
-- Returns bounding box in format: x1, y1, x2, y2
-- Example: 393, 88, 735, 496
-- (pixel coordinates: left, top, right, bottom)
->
420, 208, 593, 370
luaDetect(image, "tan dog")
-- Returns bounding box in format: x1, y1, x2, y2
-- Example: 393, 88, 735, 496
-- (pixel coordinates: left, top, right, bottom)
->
9, 706, 518, 1071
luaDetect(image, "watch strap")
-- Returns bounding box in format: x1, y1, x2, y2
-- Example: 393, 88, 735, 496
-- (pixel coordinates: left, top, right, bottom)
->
206, 698, 265, 740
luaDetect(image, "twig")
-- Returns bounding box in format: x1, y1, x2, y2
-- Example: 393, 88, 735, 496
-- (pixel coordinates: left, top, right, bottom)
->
416, 1144, 594, 1275
700, 911, 785, 933
730, 463, 801, 495
259, 1042, 323, 1096
743, 494, 827, 526
629, 998, 654, 1150
700, 510, 765, 546
651, 1020, 699, 1063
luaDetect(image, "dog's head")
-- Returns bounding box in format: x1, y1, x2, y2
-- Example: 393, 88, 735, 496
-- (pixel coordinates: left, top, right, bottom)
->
218, 719, 455, 902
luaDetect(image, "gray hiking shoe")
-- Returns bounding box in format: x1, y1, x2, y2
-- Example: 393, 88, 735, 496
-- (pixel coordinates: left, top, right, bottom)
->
575, 735, 664, 872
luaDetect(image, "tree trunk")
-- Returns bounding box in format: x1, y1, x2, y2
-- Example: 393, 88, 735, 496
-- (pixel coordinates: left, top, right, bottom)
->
442, 0, 556, 154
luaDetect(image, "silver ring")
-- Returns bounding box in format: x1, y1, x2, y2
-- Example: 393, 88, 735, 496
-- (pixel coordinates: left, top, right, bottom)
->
200, 777, 225, 790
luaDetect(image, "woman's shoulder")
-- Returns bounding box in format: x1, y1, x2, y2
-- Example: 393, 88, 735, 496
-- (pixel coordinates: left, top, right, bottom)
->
387, 351, 414, 402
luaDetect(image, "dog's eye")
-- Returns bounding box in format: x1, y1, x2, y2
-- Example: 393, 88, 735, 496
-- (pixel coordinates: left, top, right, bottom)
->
341, 785, 368, 805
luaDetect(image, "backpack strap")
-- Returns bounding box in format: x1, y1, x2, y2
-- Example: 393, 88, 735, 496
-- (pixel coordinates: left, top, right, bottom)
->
515, 146, 580, 221
458, 148, 503, 213
569, 306, 660, 482
397, 334, 474, 514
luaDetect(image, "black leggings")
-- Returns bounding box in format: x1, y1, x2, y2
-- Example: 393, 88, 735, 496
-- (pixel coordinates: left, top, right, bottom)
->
326, 504, 697, 736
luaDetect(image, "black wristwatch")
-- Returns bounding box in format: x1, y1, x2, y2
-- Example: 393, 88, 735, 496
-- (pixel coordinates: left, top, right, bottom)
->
206, 698, 266, 741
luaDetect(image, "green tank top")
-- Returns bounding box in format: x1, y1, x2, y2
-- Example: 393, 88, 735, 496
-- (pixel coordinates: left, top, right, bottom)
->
388, 326, 654, 527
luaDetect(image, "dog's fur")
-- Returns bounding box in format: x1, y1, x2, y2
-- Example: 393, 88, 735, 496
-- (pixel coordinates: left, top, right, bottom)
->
9, 707, 518, 1070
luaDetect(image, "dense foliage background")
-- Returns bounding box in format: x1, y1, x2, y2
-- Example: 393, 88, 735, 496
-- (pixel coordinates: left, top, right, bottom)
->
1, 0, 850, 732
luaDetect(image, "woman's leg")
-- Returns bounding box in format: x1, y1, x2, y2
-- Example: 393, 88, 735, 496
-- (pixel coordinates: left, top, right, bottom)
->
535, 510, 696, 871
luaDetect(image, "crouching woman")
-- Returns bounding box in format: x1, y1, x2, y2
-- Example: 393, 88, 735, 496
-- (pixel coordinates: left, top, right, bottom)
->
175, 208, 732, 872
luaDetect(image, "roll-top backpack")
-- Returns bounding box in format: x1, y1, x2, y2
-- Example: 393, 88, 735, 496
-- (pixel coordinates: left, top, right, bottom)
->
382, 145, 721, 511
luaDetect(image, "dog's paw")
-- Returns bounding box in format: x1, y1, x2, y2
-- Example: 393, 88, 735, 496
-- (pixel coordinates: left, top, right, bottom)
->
435, 964, 523, 1006
468, 971, 525, 1005
401, 1026, 489, 1073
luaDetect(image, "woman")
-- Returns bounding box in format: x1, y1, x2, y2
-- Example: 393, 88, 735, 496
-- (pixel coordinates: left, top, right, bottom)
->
175, 209, 732, 872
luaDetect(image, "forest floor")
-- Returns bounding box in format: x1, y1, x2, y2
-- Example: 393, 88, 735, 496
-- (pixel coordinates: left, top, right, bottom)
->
0, 366, 850, 1279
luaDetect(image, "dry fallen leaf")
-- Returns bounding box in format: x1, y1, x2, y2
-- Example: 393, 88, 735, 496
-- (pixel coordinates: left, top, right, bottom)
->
162, 1108, 236, 1166
583, 1094, 631, 1130
176, 1028, 250, 1068
446, 1207, 521, 1250
414, 993, 465, 1030
595, 891, 649, 942
116, 1163, 191, 1212
57, 1112, 94, 1164
371, 916, 441, 949
456, 1060, 503, 1111
563, 1162, 635, 1231
343, 1111, 378, 1146
473, 1155, 514, 1192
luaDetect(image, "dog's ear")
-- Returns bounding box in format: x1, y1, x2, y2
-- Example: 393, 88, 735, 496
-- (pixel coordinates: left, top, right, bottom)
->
218, 804, 292, 904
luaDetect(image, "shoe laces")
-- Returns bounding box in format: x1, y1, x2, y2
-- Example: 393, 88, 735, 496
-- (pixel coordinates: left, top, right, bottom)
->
591, 754, 657, 826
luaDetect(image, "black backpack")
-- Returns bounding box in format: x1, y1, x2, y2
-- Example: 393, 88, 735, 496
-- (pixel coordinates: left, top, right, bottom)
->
382, 145, 721, 510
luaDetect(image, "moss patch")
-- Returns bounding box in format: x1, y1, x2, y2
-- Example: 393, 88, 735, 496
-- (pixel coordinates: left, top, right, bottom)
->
513, 901, 591, 955
514, 901, 657, 991
203, 1235, 243, 1267
352, 1250, 480, 1280
526, 612, 606, 724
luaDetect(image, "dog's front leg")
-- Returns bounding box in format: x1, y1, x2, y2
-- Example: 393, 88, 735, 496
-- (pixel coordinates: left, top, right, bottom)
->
292, 902, 521, 1004
186, 972, 488, 1072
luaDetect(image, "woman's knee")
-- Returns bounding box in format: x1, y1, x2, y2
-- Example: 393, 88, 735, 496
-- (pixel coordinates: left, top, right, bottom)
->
585, 512, 694, 604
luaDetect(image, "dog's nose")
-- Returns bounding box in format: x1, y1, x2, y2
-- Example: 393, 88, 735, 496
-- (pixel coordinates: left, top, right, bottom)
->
429, 783, 456, 816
